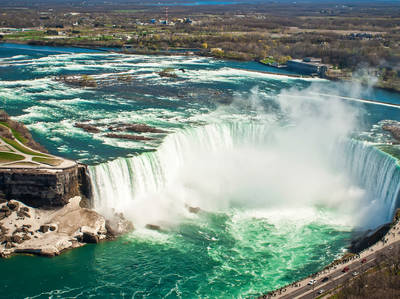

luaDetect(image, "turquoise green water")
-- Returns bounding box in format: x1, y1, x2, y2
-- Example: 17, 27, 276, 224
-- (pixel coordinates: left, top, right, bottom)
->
1, 210, 350, 298
1, 43, 400, 298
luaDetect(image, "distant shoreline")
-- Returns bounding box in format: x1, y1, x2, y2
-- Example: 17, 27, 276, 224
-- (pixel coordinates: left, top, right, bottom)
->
1, 41, 400, 95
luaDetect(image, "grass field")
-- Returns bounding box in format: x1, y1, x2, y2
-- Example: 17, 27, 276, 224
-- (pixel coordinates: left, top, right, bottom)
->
1, 137, 49, 157
0, 122, 29, 144
32, 157, 62, 166
0, 152, 25, 163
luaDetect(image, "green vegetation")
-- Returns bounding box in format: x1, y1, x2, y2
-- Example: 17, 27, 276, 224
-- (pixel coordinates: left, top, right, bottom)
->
378, 145, 400, 164
260, 57, 276, 64
32, 157, 63, 166
1, 137, 49, 157
0, 152, 24, 163
0, 122, 29, 144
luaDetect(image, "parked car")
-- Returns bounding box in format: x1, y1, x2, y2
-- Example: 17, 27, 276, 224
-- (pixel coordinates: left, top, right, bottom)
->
361, 258, 367, 264
342, 266, 350, 273
308, 279, 317, 285
352, 271, 359, 276
317, 289, 325, 294
321, 277, 329, 282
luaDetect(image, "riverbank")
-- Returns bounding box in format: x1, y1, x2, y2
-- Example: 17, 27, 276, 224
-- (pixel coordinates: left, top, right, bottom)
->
261, 209, 400, 298
2, 40, 399, 94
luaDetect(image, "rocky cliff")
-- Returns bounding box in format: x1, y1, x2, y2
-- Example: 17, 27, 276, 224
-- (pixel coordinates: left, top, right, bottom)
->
0, 164, 92, 208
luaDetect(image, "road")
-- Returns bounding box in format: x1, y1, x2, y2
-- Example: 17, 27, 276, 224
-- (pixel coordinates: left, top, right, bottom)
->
283, 240, 400, 299
262, 223, 400, 299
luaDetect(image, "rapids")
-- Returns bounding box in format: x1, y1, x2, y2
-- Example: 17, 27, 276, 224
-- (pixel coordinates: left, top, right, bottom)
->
1, 43, 400, 298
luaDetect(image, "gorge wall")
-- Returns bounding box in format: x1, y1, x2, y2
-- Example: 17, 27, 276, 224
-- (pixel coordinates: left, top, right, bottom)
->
0, 164, 92, 208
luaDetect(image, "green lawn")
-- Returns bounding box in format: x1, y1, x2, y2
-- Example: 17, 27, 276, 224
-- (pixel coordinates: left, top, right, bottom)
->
0, 152, 25, 163
0, 122, 29, 144
32, 157, 62, 166
1, 137, 49, 157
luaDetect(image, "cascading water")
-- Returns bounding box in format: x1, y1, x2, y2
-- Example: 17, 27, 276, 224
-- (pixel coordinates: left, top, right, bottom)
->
89, 122, 275, 225
89, 120, 400, 230
338, 140, 400, 227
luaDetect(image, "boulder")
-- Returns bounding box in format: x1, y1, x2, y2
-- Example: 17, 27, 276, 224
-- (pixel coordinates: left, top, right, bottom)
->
39, 225, 50, 233
188, 206, 201, 214
7, 201, 19, 211
145, 224, 161, 231
11, 235, 24, 244
0, 205, 10, 212
20, 207, 29, 213
77, 227, 100, 243
22, 234, 31, 241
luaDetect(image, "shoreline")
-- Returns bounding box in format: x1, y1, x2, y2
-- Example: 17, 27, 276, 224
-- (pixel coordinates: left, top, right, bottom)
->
1, 40, 399, 94
262, 209, 400, 298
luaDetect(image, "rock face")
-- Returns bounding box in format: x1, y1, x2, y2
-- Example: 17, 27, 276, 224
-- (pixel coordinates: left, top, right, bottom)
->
350, 223, 391, 253
0, 197, 108, 257
0, 164, 92, 208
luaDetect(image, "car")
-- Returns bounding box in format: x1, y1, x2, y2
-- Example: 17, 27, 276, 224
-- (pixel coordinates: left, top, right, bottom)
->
342, 266, 350, 273
317, 289, 325, 294
361, 258, 367, 264
321, 277, 329, 282
352, 271, 359, 276
308, 279, 317, 285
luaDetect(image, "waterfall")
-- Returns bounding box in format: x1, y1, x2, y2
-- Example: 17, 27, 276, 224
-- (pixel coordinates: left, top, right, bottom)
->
88, 122, 400, 229
339, 140, 400, 225
89, 122, 273, 220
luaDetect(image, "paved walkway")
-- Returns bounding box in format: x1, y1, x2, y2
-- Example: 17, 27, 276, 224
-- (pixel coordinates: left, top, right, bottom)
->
0, 124, 76, 169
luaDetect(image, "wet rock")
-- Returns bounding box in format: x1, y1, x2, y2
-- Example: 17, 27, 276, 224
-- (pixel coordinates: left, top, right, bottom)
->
145, 224, 161, 231
74, 123, 101, 134
188, 206, 201, 214
108, 123, 168, 134
104, 133, 154, 141
105, 212, 134, 238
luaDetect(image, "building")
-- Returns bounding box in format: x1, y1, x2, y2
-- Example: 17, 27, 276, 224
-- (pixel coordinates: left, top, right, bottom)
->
287, 58, 328, 77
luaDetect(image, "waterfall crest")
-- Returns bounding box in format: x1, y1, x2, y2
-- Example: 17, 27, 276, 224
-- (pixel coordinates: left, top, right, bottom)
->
89, 122, 400, 229
339, 141, 400, 225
